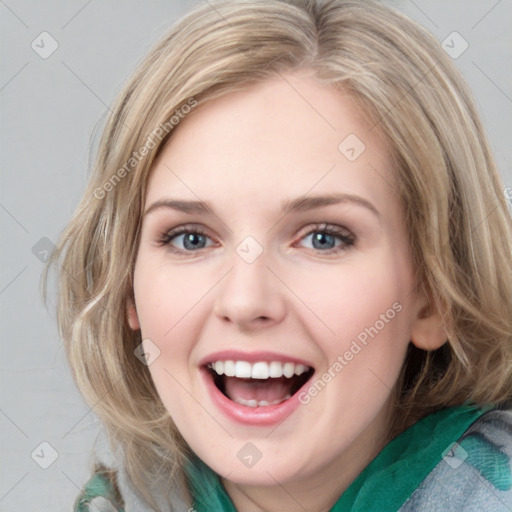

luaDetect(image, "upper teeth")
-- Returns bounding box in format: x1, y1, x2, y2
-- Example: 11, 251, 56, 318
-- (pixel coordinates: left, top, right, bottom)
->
208, 360, 309, 379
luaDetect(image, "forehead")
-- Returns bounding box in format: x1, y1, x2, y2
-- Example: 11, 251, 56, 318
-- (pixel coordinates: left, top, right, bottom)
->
146, 71, 398, 218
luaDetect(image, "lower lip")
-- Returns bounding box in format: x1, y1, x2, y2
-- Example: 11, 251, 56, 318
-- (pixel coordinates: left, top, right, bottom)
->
201, 368, 308, 426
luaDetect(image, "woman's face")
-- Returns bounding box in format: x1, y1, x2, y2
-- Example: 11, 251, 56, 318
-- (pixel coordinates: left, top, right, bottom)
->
127, 70, 443, 500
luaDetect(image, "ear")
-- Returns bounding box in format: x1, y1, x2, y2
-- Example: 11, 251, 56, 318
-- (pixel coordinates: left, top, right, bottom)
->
410, 291, 448, 351
126, 296, 140, 331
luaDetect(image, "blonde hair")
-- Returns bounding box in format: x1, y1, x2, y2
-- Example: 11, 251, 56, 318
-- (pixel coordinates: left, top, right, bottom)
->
42, 0, 512, 509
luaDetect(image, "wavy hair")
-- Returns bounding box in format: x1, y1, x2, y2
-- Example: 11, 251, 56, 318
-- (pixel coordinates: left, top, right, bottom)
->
42, 0, 512, 509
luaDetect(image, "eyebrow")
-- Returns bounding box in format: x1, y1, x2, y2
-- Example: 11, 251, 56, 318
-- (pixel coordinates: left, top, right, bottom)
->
143, 193, 380, 218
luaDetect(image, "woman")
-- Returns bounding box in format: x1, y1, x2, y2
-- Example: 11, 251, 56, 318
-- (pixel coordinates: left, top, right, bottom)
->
44, 1, 512, 510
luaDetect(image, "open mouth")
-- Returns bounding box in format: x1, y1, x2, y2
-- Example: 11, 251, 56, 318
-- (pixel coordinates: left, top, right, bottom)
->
205, 360, 315, 408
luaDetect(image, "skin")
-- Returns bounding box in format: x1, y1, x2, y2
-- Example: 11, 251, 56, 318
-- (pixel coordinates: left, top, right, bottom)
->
127, 69, 446, 512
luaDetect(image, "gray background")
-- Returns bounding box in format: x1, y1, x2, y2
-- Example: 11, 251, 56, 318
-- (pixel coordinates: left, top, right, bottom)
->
1, 1, 511, 510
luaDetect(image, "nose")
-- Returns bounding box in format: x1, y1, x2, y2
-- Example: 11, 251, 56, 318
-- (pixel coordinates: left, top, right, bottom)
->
213, 246, 287, 331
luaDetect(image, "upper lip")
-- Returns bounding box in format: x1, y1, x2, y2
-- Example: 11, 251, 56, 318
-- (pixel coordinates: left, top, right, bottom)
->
199, 350, 314, 368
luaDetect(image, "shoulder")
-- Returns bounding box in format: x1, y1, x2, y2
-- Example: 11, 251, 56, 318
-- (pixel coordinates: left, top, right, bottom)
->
74, 465, 124, 512
400, 407, 512, 512
73, 458, 192, 512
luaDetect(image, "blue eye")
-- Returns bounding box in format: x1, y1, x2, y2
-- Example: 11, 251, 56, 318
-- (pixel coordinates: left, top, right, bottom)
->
298, 225, 355, 254
307, 232, 337, 250
159, 228, 214, 253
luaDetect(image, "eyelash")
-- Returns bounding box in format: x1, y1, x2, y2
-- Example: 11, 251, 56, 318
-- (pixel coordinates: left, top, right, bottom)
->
157, 223, 356, 256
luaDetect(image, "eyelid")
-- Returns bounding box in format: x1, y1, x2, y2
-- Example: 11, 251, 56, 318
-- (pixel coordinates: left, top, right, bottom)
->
295, 222, 353, 239
161, 223, 209, 239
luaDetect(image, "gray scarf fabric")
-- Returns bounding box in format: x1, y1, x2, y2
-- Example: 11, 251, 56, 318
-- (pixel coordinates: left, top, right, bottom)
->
87, 428, 189, 512
400, 409, 512, 511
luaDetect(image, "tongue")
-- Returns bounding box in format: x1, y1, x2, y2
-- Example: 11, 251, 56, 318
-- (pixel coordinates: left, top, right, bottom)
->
224, 377, 293, 403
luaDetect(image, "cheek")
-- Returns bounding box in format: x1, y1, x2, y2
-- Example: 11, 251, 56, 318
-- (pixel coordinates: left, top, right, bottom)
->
297, 252, 412, 344
296, 252, 415, 397
132, 258, 213, 342
131, 258, 219, 392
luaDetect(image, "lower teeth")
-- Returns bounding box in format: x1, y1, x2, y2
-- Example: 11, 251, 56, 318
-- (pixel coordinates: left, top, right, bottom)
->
233, 395, 292, 408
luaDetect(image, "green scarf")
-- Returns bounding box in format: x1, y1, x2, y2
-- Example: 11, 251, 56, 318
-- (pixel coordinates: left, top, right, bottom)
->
186, 404, 489, 512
